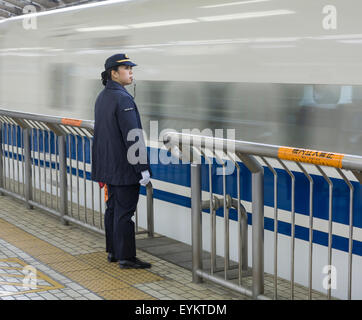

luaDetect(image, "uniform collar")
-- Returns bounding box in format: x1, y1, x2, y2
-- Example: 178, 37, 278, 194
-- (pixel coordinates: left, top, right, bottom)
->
106, 80, 133, 98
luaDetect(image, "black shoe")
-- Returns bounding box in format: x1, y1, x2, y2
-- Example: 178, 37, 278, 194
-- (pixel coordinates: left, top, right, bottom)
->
133, 257, 151, 269
119, 257, 151, 269
107, 253, 118, 263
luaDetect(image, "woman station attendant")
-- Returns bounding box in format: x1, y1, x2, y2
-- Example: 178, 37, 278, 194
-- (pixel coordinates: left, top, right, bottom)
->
91, 53, 151, 269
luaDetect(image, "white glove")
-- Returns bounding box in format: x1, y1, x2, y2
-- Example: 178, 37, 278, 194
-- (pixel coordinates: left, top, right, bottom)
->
139, 170, 150, 186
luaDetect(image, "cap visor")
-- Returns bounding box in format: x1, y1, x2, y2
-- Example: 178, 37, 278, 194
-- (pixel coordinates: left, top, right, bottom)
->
121, 61, 137, 67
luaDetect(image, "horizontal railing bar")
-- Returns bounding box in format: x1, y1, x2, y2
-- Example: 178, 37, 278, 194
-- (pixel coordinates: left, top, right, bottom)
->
163, 132, 362, 171
1, 188, 153, 239
0, 108, 94, 131
0, 187, 25, 202
2, 110, 361, 171
62, 215, 105, 236
29, 200, 62, 218
195, 269, 271, 300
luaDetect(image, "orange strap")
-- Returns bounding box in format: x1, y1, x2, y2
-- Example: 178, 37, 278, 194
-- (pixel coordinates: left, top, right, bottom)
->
104, 185, 108, 202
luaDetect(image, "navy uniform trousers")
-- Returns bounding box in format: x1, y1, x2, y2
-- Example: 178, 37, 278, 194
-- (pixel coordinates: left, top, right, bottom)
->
104, 184, 140, 260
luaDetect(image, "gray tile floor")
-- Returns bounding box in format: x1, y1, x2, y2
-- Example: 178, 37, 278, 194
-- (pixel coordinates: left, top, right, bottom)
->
137, 236, 337, 300
0, 180, 338, 300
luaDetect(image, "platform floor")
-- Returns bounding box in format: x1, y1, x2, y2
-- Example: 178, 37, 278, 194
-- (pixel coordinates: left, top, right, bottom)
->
0, 194, 252, 300
0, 193, 335, 300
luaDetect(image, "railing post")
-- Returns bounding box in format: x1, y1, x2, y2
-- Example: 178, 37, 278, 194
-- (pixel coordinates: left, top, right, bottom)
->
191, 163, 203, 283
23, 128, 33, 209
252, 169, 264, 298
58, 135, 68, 225
236, 152, 264, 298
146, 182, 154, 237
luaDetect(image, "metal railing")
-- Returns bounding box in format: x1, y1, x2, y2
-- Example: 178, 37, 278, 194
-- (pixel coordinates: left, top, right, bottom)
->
163, 131, 362, 300
0, 108, 154, 238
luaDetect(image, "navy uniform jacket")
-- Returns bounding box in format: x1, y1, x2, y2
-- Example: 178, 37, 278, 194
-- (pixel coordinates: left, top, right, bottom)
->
91, 80, 150, 186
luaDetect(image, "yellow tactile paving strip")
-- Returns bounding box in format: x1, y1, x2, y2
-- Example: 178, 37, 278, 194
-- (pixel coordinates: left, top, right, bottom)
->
77, 252, 163, 285
0, 218, 160, 300
100, 287, 154, 300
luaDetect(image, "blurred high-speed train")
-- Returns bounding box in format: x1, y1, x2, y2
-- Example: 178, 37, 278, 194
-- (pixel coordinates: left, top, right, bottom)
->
0, 0, 361, 155
0, 0, 362, 300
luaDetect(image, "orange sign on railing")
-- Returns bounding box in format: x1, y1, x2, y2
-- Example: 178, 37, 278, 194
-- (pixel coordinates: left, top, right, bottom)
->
278, 147, 344, 168
61, 118, 83, 127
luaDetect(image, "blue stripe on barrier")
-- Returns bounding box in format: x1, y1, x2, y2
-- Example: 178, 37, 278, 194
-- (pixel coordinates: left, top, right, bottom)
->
2, 130, 362, 256
140, 182, 362, 256
2, 126, 91, 164
3, 140, 361, 231
150, 148, 362, 227
3, 141, 362, 228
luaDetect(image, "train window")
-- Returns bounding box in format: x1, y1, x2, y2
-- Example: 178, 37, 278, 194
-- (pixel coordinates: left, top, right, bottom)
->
313, 84, 350, 106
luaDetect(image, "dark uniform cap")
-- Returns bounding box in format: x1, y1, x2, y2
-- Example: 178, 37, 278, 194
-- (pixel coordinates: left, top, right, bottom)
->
104, 53, 137, 70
